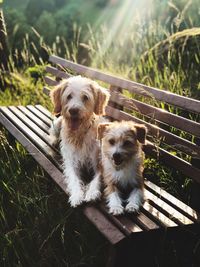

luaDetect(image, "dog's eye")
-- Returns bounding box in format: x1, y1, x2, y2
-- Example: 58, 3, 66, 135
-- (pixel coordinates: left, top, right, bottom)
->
123, 140, 133, 147
82, 95, 89, 102
67, 94, 72, 100
109, 139, 115, 145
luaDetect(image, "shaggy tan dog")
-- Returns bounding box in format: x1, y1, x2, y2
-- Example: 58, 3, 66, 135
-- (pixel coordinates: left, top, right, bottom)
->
49, 76, 110, 207
98, 121, 147, 215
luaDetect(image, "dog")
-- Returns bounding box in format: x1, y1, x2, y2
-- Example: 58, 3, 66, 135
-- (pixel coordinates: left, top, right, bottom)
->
49, 75, 110, 207
98, 121, 147, 215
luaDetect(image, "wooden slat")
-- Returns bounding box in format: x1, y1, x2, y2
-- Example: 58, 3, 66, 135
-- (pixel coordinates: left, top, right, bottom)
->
26, 105, 52, 125
49, 55, 200, 113
110, 91, 200, 137
46, 66, 71, 79
35, 104, 54, 120
44, 76, 58, 86
99, 204, 133, 236
9, 106, 50, 142
142, 202, 177, 227
145, 180, 199, 222
128, 211, 160, 231
84, 205, 126, 244
18, 106, 49, 133
145, 190, 193, 225
1, 107, 52, 155
117, 216, 143, 233
0, 110, 126, 245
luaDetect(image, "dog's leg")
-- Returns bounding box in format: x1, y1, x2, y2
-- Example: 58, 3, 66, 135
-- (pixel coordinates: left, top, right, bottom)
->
106, 185, 124, 215
49, 116, 62, 146
125, 187, 144, 213
63, 163, 84, 208
84, 172, 101, 202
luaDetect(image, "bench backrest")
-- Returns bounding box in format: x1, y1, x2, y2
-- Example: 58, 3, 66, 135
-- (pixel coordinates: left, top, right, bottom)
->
44, 55, 200, 184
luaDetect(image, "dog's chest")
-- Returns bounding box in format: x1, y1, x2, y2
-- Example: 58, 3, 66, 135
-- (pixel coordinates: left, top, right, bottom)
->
61, 132, 99, 165
103, 157, 140, 188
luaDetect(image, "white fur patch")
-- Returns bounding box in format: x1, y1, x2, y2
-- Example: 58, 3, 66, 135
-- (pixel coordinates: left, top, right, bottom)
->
125, 188, 144, 213
107, 192, 124, 215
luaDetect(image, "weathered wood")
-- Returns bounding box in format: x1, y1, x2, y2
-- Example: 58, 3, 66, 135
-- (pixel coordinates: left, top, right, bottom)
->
84, 205, 126, 244
145, 190, 193, 225
35, 104, 54, 119
18, 105, 49, 133
46, 66, 71, 79
109, 91, 200, 137
44, 76, 58, 86
26, 105, 52, 125
142, 201, 177, 227
49, 55, 200, 113
145, 180, 199, 222
128, 211, 160, 231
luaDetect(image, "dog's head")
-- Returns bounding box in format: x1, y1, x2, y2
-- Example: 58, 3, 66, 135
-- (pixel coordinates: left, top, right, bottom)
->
50, 76, 110, 131
98, 121, 147, 169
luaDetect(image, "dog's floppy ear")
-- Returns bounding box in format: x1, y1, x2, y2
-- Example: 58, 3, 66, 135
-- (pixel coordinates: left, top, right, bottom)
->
91, 83, 110, 115
134, 124, 147, 144
50, 79, 68, 115
98, 123, 111, 140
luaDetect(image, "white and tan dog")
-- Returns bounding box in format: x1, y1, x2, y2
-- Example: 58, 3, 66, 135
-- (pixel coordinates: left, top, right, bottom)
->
49, 76, 110, 207
98, 121, 147, 215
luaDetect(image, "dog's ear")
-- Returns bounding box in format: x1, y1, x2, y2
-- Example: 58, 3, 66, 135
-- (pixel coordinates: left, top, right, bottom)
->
91, 84, 110, 115
97, 123, 111, 140
134, 124, 147, 144
50, 80, 68, 115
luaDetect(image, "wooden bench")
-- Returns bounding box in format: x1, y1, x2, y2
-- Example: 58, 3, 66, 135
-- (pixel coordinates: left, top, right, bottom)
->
1, 55, 200, 267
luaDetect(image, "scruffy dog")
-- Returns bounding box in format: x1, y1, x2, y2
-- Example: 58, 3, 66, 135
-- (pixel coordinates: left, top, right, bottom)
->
98, 121, 147, 215
49, 76, 110, 207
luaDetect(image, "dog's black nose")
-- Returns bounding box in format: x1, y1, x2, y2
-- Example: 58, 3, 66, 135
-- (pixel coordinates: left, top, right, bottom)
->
113, 152, 123, 165
69, 108, 79, 117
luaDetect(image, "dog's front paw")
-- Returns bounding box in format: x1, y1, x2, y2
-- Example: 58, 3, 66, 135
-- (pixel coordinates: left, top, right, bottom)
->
125, 202, 141, 213
69, 192, 84, 208
109, 205, 124, 215
84, 189, 101, 202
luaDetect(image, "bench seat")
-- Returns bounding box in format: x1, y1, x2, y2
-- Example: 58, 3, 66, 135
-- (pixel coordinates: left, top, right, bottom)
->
0, 105, 199, 247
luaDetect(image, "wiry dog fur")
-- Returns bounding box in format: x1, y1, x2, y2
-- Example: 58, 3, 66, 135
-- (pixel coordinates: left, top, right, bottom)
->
49, 75, 110, 207
98, 121, 147, 215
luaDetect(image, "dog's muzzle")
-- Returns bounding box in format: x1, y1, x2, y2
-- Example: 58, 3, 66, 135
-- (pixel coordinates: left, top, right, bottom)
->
68, 108, 81, 131
113, 152, 123, 166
